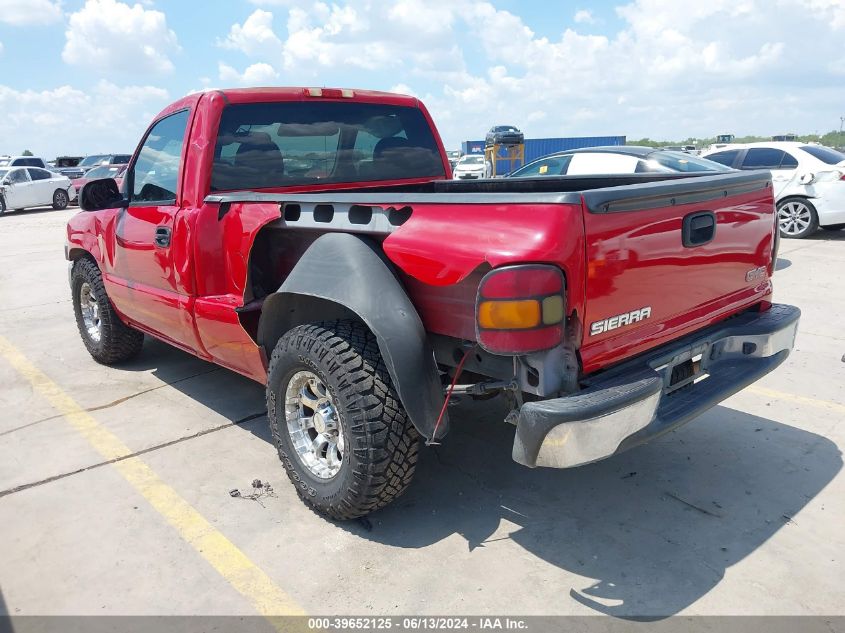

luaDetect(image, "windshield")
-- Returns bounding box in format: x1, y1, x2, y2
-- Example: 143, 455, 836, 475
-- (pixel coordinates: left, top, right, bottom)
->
79, 155, 108, 167
86, 165, 126, 179
800, 145, 845, 165
0, 169, 8, 179
211, 101, 445, 191
647, 150, 732, 172
460, 155, 485, 165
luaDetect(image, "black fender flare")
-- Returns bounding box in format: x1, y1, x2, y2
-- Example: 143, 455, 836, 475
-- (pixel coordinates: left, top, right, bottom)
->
257, 232, 447, 440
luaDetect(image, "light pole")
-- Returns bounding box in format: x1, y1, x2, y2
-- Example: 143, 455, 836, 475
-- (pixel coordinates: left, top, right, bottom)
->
841, 116, 845, 133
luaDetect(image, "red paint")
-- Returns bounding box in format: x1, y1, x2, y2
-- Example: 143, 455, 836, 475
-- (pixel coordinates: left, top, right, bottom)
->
479, 265, 563, 299
478, 325, 564, 355
579, 188, 776, 373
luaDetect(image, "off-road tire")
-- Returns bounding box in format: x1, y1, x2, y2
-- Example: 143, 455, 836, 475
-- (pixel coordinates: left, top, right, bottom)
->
71, 258, 144, 364
53, 189, 69, 210
266, 320, 420, 520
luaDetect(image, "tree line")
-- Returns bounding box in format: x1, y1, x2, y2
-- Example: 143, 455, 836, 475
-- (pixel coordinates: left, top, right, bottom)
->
628, 130, 845, 150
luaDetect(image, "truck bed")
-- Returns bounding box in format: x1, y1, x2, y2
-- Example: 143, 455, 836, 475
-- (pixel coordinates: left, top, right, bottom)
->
206, 170, 775, 379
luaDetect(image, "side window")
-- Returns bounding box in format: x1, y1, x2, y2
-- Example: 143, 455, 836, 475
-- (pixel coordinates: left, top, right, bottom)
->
706, 150, 739, 167
27, 168, 52, 181
780, 152, 799, 168
9, 169, 30, 184
131, 110, 190, 203
741, 148, 788, 169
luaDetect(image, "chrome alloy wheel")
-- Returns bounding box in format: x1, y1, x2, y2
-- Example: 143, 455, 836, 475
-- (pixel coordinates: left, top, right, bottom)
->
284, 370, 344, 479
778, 200, 812, 237
79, 281, 102, 342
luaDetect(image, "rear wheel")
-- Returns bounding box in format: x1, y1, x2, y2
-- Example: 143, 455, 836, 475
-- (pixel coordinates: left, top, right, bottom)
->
266, 320, 420, 520
52, 189, 69, 210
777, 198, 818, 239
71, 258, 144, 364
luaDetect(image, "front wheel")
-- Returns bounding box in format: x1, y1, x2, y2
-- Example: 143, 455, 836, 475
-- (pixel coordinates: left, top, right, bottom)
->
71, 258, 144, 364
53, 189, 69, 210
266, 320, 420, 520
777, 198, 818, 239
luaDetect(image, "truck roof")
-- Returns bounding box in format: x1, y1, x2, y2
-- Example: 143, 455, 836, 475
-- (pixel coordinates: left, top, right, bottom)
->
157, 87, 421, 121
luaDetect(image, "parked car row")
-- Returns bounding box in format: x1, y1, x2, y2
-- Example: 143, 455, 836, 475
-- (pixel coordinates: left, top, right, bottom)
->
0, 153, 131, 214
505, 142, 845, 239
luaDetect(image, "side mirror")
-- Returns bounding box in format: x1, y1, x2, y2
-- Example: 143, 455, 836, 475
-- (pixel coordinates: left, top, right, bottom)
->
1, 178, 9, 186
79, 178, 128, 212
799, 172, 815, 185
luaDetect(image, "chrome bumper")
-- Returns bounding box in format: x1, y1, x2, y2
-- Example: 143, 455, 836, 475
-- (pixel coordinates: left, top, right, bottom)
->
513, 304, 800, 468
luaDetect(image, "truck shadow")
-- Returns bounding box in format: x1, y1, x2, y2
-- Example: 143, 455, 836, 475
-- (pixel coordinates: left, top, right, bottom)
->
114, 341, 841, 620
343, 397, 842, 620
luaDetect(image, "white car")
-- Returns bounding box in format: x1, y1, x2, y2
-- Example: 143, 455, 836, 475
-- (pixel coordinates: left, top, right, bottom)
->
452, 154, 491, 179
0, 166, 75, 215
702, 142, 845, 238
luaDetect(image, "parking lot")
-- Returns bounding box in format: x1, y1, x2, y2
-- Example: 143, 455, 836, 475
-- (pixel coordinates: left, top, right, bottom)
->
0, 205, 843, 618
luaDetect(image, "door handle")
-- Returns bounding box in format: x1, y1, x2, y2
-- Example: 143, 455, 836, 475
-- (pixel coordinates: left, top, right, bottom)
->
682, 211, 716, 247
154, 226, 171, 248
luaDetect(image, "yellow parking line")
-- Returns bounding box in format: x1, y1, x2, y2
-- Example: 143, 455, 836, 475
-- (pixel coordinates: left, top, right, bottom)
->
0, 335, 305, 617
746, 384, 845, 414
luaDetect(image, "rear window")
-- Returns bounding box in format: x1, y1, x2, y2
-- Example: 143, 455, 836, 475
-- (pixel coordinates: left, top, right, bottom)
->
80, 155, 108, 167
511, 155, 573, 177
800, 145, 845, 165
211, 101, 445, 191
86, 165, 126, 179
648, 151, 732, 172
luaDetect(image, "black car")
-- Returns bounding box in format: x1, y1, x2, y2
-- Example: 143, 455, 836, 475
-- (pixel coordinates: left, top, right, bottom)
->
485, 125, 524, 147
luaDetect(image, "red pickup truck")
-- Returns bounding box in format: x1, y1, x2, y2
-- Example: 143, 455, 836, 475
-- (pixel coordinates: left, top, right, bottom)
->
66, 87, 799, 520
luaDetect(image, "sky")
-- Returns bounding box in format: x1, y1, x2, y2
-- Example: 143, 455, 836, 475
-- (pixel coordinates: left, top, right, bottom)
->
0, 0, 844, 159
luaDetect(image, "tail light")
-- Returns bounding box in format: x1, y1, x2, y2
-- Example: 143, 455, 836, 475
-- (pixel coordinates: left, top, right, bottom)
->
476, 265, 565, 354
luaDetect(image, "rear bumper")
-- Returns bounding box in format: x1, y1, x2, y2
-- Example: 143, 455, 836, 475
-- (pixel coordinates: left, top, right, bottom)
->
513, 304, 800, 468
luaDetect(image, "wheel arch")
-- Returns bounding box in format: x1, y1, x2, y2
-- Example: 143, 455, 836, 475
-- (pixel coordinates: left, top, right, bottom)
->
257, 232, 447, 441
67, 246, 96, 262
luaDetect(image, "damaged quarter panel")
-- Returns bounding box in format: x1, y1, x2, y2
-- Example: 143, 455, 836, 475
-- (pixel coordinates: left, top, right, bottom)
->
382, 202, 587, 340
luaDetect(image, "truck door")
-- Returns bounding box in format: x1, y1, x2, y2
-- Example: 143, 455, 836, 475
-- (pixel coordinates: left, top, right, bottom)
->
4, 168, 35, 208
107, 109, 202, 353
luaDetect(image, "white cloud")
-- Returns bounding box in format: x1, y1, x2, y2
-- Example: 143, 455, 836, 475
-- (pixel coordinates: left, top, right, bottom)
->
210, 0, 844, 146
573, 9, 595, 24
0, 81, 170, 158
63, 0, 180, 75
389, 83, 417, 98
0, 0, 62, 26
218, 9, 283, 58
218, 61, 279, 85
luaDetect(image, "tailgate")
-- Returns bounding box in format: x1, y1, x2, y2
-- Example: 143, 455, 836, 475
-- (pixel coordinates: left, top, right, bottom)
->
579, 171, 776, 374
